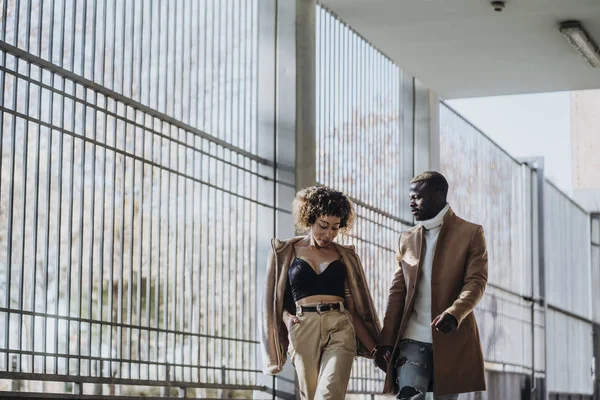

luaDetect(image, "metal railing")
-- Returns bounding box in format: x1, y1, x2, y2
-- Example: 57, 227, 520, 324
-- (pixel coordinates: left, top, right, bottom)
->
440, 101, 596, 397
315, 6, 414, 393
0, 0, 271, 397
439, 101, 541, 373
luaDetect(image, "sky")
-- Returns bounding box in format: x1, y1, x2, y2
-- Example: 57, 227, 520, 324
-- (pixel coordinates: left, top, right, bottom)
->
447, 92, 572, 195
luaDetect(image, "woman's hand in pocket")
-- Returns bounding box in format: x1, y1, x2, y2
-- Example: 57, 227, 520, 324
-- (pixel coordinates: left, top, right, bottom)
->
283, 310, 299, 332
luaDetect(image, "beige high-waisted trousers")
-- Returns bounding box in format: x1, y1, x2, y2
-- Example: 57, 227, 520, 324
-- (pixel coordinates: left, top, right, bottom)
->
288, 303, 356, 400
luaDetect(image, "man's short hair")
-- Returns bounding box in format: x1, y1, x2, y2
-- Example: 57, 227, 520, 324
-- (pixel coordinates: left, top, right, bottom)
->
411, 171, 449, 196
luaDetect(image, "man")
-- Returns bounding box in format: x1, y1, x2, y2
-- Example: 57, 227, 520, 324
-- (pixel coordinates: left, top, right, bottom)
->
375, 171, 488, 399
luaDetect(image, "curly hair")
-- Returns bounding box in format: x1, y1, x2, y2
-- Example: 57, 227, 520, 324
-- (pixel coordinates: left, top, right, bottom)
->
292, 186, 355, 233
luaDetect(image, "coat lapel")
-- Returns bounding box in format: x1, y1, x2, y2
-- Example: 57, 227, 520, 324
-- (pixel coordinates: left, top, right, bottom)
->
403, 225, 424, 284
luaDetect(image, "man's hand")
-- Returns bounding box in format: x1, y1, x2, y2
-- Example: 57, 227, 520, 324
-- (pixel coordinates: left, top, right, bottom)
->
374, 346, 392, 372
431, 312, 458, 334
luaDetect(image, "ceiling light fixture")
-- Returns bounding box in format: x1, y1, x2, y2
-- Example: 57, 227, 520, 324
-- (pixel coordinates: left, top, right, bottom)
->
559, 20, 600, 68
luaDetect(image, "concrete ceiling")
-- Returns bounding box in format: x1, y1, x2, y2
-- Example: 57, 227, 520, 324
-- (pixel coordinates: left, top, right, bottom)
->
320, 0, 600, 99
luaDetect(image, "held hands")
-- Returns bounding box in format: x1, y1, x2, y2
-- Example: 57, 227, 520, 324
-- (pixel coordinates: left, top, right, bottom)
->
374, 346, 392, 372
374, 314, 457, 374
431, 312, 458, 334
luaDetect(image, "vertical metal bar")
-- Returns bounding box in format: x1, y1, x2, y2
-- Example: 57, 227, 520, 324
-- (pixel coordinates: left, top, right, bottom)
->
28, 0, 46, 375
189, 1, 200, 368
195, 0, 205, 373
74, 0, 88, 378
196, 0, 205, 381
155, 121, 162, 380
165, 119, 171, 375
323, 12, 329, 187
96, 0, 109, 379
162, 1, 171, 378
0, 11, 7, 377
0, 0, 8, 40
107, 0, 119, 378
336, 15, 341, 190
41, 0, 58, 374
328, 11, 334, 188
376, 48, 381, 210
361, 38, 366, 207
329, 12, 335, 188
223, 0, 232, 380
13, 0, 22, 47
341, 18, 346, 194
217, 0, 226, 377
145, 0, 154, 380
86, 0, 98, 376
186, 0, 195, 382
127, 111, 135, 380
332, 14, 338, 188
116, 111, 125, 379
168, 2, 176, 378
347, 24, 352, 214
365, 36, 370, 205
253, 0, 259, 377
4, 0, 20, 375
341, 20, 347, 201
208, 0, 217, 383
63, 0, 79, 376
174, 0, 184, 381
237, 0, 248, 381
315, 6, 320, 185
101, 75, 117, 376
231, 0, 239, 382
155, 1, 164, 380
239, 1, 248, 382
351, 35, 362, 203
16, 68, 30, 375
15, 0, 32, 375
193, 128, 200, 383
126, 0, 136, 380
324, 7, 329, 188
392, 61, 397, 214
180, 0, 189, 382
203, 0, 213, 382
135, 0, 145, 379
53, 0, 68, 374
251, 0, 258, 381
115, 0, 127, 379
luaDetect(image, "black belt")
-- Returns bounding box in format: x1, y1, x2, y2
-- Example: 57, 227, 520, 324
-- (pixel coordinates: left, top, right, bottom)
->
298, 303, 344, 313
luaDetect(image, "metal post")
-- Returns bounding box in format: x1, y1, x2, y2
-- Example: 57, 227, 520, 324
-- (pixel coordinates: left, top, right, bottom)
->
161, 365, 170, 397
527, 158, 549, 400
11, 355, 21, 392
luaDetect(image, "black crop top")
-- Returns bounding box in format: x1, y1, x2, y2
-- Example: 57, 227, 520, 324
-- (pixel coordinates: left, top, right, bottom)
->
288, 247, 347, 302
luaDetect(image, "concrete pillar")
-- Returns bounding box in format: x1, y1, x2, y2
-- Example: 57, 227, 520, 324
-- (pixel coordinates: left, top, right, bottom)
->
295, 0, 317, 191
413, 78, 440, 175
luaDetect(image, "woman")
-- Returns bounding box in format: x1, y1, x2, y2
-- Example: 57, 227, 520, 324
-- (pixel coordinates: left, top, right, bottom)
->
261, 186, 381, 400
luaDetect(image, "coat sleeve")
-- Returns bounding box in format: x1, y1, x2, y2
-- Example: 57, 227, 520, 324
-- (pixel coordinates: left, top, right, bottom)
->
378, 237, 407, 347
346, 249, 381, 357
445, 225, 488, 327
260, 248, 282, 374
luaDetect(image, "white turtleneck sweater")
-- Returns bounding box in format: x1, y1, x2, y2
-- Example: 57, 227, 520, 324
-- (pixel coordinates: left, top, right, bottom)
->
403, 203, 450, 343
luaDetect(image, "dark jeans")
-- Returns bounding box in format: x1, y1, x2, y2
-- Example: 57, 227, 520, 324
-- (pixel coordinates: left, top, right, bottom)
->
395, 339, 459, 400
